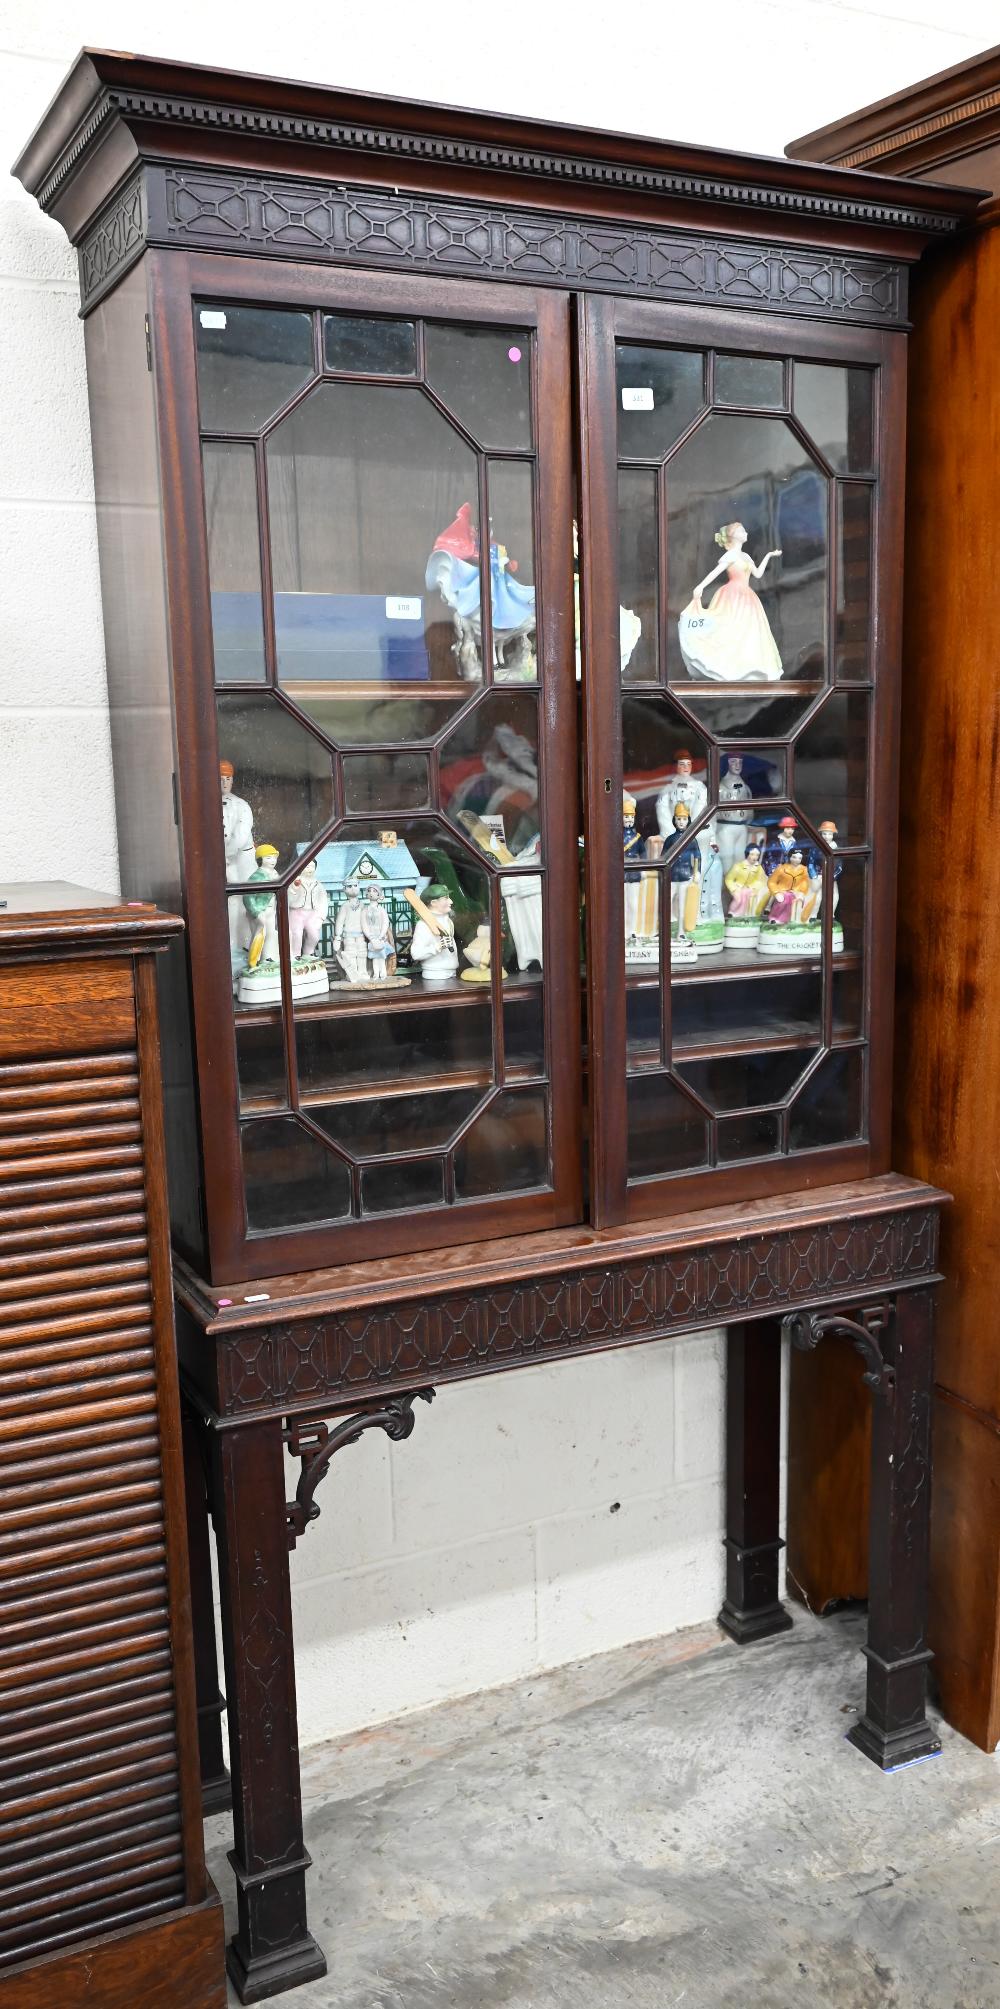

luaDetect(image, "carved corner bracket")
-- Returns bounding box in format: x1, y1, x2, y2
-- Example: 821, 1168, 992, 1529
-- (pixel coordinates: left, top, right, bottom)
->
284, 1387, 435, 1546
782, 1299, 894, 1397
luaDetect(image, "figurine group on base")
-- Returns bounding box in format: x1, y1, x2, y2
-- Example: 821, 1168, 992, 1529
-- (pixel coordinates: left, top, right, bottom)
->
622, 754, 844, 970
235, 843, 332, 1007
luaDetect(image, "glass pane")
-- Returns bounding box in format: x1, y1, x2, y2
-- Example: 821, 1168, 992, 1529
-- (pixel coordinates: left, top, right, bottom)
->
626, 982, 661, 1069
616, 345, 704, 460
313, 819, 493, 988
204, 444, 266, 683
241, 1117, 351, 1230
618, 469, 658, 683
488, 460, 537, 682
623, 697, 710, 847
324, 313, 416, 375
715, 355, 784, 409
424, 324, 532, 449
677, 1046, 818, 1111
789, 1048, 864, 1150
718, 750, 785, 896
297, 1002, 493, 1099
627, 1073, 708, 1180
313, 1088, 483, 1157
795, 363, 874, 474
236, 1018, 288, 1113
290, 692, 470, 748
342, 751, 431, 815
671, 970, 822, 1055
217, 695, 335, 871
836, 485, 873, 682
453, 1087, 548, 1196
684, 689, 823, 738
362, 1159, 444, 1215
835, 853, 865, 960
794, 692, 869, 846
267, 381, 482, 694
196, 304, 313, 433
440, 690, 541, 859
718, 1110, 781, 1161
833, 963, 864, 1042
667, 414, 827, 687
505, 987, 545, 1076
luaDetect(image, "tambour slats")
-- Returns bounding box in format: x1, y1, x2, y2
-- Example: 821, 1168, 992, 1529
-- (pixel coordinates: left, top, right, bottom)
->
0, 1042, 185, 1964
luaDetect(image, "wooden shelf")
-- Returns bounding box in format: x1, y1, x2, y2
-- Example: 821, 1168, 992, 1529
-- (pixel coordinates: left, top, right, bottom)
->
281, 678, 485, 701
240, 1060, 542, 1114
625, 948, 860, 988
235, 970, 543, 1029
673, 680, 823, 697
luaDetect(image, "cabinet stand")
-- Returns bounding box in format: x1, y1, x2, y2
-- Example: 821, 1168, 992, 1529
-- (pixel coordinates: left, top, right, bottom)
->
177, 1173, 946, 1998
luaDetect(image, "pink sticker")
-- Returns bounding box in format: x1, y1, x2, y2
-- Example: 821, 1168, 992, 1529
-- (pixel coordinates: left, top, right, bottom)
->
217, 1297, 233, 1307
508, 346, 522, 363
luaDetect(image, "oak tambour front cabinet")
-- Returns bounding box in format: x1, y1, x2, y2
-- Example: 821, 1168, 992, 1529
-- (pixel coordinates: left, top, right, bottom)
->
14, 52, 975, 2001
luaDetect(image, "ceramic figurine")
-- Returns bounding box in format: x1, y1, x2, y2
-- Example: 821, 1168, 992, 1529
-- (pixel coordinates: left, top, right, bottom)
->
284, 858, 331, 1001
236, 843, 281, 1004
461, 922, 504, 984
669, 803, 701, 964
572, 522, 641, 678
360, 885, 396, 981
724, 844, 769, 945
716, 755, 754, 877
332, 881, 369, 984
287, 859, 329, 960
757, 846, 815, 956
656, 748, 714, 864
426, 505, 537, 680
633, 833, 662, 958
221, 759, 256, 974
623, 790, 645, 944
679, 523, 783, 683
501, 832, 545, 972
692, 837, 725, 954
803, 820, 844, 950
762, 816, 800, 883
405, 884, 459, 980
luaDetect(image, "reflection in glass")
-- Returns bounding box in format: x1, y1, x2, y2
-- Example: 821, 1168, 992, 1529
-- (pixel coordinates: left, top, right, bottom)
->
361, 1159, 445, 1214
833, 964, 864, 1042
836, 485, 873, 682
794, 692, 869, 845
290, 693, 470, 747
671, 969, 822, 1054
453, 1087, 548, 1196
196, 304, 313, 433
242, 1117, 351, 1230
665, 414, 827, 685
217, 693, 334, 866
626, 984, 660, 1068
296, 1003, 493, 1099
441, 691, 540, 857
789, 1048, 864, 1149
424, 324, 532, 449
616, 344, 704, 460
717, 1110, 781, 1160
204, 444, 266, 683
622, 695, 709, 848
677, 1046, 818, 1111
505, 988, 545, 1077
715, 355, 784, 409
618, 469, 658, 684
487, 460, 537, 681
684, 689, 822, 738
324, 314, 416, 376
627, 1072, 708, 1180
342, 751, 431, 815
267, 381, 481, 689
313, 1088, 483, 1157
795, 363, 874, 474
236, 1018, 288, 1112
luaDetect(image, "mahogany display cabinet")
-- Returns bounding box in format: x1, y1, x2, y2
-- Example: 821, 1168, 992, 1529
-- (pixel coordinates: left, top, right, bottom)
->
787, 48, 1000, 1754
14, 52, 979, 2000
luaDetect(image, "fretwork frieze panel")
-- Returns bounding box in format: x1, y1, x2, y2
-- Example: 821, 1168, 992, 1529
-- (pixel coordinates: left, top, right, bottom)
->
128, 170, 910, 327
219, 1205, 939, 1414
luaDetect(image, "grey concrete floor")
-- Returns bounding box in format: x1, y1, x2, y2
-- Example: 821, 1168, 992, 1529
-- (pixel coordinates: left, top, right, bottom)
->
206, 1608, 1000, 2008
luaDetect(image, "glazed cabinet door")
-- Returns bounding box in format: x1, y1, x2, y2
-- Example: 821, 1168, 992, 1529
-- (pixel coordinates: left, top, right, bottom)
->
150, 255, 580, 1279
577, 296, 902, 1224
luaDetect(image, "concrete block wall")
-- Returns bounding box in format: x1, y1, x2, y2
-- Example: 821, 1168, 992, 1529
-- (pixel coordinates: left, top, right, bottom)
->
2, 2, 989, 1746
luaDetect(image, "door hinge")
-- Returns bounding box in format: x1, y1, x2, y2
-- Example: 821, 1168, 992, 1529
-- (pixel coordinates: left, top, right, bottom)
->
144, 314, 152, 372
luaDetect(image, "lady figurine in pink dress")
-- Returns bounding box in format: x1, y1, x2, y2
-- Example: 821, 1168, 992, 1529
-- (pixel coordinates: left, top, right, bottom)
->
679, 522, 783, 683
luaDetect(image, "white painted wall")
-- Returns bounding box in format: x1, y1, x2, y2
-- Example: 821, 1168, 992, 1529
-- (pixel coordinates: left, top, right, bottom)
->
2, 2, 992, 1746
